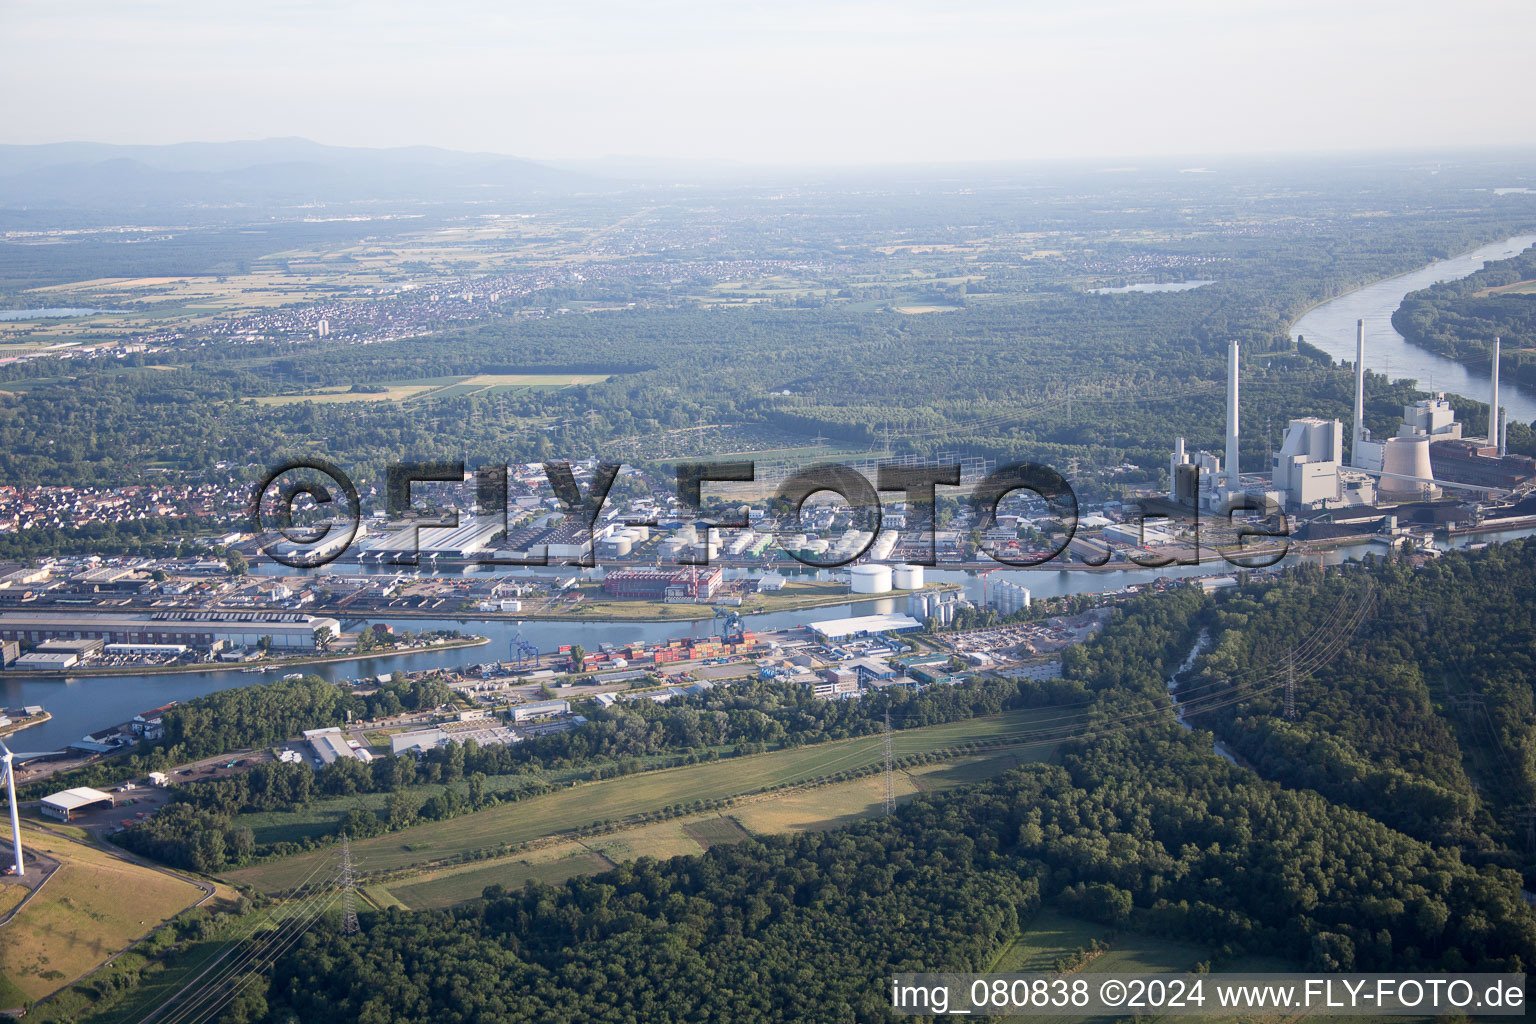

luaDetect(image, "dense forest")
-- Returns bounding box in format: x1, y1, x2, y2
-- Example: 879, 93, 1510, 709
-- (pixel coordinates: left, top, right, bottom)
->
0, 194, 1530, 497
1394, 243, 1536, 397
1185, 541, 1536, 873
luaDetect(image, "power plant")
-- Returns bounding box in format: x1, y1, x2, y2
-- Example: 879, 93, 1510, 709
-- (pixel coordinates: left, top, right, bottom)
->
1170, 322, 1533, 516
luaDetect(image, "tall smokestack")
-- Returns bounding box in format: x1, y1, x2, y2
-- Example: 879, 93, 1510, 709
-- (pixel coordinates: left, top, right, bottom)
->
1226, 339, 1240, 492
1353, 319, 1366, 457
1490, 336, 1504, 456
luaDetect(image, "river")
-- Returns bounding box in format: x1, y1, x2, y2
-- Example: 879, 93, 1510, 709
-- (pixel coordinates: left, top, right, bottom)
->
1291, 234, 1536, 424
13, 524, 1527, 753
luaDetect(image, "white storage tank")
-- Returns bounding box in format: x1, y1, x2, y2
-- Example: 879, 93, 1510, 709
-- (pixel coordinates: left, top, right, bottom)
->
892, 564, 923, 589
849, 564, 893, 594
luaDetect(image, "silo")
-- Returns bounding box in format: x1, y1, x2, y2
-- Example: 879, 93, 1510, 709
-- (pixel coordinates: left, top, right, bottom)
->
850, 564, 893, 594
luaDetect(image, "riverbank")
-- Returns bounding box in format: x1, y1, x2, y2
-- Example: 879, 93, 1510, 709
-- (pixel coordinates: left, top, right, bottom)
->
1291, 232, 1536, 424
0, 710, 50, 738
0, 635, 491, 681
341, 581, 966, 623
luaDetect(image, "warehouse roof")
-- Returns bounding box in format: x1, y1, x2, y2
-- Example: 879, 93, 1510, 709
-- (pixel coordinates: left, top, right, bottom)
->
41, 787, 116, 812
809, 613, 923, 640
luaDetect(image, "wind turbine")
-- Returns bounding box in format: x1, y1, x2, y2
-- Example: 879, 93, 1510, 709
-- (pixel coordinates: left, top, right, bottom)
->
0, 739, 21, 876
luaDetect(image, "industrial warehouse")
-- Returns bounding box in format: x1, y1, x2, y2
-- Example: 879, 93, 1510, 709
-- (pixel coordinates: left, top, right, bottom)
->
0, 610, 342, 650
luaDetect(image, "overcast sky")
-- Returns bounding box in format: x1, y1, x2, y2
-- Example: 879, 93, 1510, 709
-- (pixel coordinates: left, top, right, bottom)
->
3, 0, 1532, 164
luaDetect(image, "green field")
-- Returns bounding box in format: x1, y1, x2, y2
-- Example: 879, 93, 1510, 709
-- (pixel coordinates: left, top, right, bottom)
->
61, 899, 326, 1024
988, 910, 1211, 1024
253, 384, 435, 405
379, 745, 1043, 909
0, 826, 208, 1007
252, 372, 611, 407
226, 708, 1061, 892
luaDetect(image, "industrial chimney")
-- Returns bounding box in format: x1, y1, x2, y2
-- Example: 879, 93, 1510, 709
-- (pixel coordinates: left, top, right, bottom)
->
1490, 336, 1504, 456
1226, 339, 1240, 492
1353, 319, 1366, 455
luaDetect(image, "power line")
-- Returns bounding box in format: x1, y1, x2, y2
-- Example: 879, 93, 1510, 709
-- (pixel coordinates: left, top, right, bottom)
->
883, 709, 895, 816
340, 833, 360, 935
1283, 647, 1298, 722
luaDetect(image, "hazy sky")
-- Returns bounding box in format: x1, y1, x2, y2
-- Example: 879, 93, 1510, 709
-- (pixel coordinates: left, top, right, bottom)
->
3, 0, 1532, 163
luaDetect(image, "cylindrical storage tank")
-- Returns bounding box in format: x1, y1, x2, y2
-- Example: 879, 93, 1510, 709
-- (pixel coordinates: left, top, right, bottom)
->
631, 525, 650, 541
1379, 436, 1441, 502
893, 564, 924, 590
850, 564, 893, 594
609, 537, 632, 557
907, 592, 930, 617
806, 538, 830, 554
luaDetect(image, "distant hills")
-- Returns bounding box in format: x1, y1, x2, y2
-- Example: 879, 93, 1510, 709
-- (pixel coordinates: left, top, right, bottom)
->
0, 138, 596, 208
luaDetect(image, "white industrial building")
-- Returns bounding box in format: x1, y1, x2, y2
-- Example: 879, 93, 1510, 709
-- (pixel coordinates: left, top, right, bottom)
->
510, 699, 570, 723
40, 787, 115, 822
267, 519, 366, 564
1269, 417, 1376, 511
303, 727, 369, 765
810, 613, 923, 640
362, 514, 501, 560
0, 610, 340, 650
391, 727, 449, 755
1103, 522, 1178, 549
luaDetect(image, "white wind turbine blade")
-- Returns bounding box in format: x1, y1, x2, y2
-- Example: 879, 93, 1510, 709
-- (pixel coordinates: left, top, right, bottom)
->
0, 739, 22, 875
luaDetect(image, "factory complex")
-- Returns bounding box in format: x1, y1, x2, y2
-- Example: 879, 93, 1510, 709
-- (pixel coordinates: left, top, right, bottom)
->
1168, 326, 1535, 522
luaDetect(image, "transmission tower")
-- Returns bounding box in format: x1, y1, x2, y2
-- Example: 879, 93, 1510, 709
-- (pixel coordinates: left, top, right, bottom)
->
883, 709, 895, 815
1518, 806, 1536, 852
1283, 648, 1298, 721
340, 834, 360, 935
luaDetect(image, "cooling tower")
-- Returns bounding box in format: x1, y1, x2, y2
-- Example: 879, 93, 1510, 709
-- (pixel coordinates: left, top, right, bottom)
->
1378, 436, 1441, 502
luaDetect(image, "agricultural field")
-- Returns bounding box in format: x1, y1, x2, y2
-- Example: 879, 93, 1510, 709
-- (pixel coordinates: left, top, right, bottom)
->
252, 384, 437, 406
0, 825, 209, 1007
225, 708, 1062, 893
253, 371, 611, 406
1477, 278, 1536, 296
363, 739, 1050, 910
